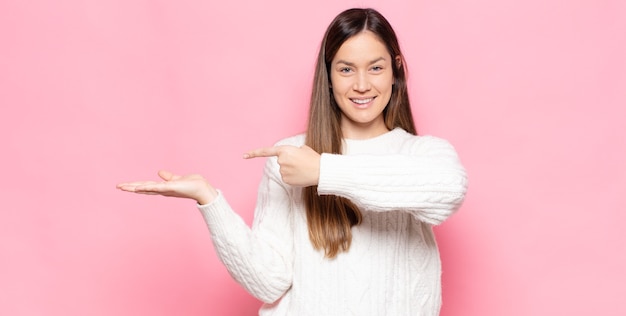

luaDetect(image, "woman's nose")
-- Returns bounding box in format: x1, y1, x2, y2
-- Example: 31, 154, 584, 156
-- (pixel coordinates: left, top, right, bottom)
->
353, 72, 371, 92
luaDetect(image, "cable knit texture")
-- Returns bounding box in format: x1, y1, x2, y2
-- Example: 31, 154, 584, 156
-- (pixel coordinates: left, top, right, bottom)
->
198, 128, 468, 316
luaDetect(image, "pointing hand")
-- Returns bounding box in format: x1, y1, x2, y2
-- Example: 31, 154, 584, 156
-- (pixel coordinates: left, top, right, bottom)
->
244, 145, 320, 187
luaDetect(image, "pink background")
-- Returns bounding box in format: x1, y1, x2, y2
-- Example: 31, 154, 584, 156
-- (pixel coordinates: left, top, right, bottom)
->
2, 0, 625, 315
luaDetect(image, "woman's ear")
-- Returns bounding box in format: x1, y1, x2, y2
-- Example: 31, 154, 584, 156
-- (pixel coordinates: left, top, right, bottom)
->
393, 56, 402, 85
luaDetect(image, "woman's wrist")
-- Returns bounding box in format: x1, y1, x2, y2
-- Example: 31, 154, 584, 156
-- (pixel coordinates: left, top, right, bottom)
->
196, 183, 219, 205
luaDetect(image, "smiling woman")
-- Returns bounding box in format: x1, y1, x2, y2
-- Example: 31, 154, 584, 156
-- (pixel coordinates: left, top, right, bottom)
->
330, 31, 395, 139
117, 7, 467, 316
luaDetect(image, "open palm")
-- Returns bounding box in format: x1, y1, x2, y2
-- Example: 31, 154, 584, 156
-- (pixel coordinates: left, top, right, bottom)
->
116, 170, 218, 205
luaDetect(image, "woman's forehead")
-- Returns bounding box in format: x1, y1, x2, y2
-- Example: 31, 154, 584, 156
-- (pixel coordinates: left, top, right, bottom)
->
332, 32, 390, 64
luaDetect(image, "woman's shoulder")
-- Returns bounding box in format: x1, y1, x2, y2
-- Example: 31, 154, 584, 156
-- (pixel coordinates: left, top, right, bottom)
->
387, 128, 446, 144
391, 128, 458, 155
274, 133, 306, 147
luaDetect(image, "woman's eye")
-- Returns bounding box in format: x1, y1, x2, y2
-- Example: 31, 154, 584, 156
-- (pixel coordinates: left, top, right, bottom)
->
371, 66, 383, 72
339, 67, 352, 73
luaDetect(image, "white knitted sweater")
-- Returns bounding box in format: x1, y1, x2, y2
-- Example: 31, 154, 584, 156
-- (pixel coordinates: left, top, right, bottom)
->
198, 128, 468, 316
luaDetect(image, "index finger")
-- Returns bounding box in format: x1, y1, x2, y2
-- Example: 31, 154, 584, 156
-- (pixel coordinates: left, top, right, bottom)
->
243, 146, 281, 159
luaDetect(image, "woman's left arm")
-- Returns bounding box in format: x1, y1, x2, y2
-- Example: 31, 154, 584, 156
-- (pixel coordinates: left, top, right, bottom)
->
317, 137, 468, 225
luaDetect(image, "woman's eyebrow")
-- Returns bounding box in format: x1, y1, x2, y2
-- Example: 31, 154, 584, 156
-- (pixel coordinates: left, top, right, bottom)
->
335, 57, 387, 66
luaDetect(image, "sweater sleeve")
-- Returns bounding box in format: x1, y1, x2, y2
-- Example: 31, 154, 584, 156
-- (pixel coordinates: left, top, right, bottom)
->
317, 136, 468, 225
197, 158, 293, 303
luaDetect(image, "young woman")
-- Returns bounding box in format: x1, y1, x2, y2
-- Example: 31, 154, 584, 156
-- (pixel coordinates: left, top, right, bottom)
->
118, 8, 468, 316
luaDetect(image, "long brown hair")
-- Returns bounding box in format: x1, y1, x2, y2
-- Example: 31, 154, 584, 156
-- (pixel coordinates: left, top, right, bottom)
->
304, 8, 417, 258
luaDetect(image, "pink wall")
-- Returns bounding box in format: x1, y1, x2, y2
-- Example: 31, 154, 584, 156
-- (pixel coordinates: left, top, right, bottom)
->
2, 0, 624, 315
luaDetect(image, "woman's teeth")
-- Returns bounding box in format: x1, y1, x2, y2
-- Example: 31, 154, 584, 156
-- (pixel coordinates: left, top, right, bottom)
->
351, 98, 373, 104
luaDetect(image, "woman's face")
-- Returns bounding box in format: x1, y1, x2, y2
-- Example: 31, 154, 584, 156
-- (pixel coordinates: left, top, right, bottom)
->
330, 31, 395, 139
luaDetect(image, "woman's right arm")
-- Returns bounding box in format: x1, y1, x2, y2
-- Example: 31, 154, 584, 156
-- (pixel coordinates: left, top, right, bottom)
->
197, 158, 294, 303
117, 163, 294, 304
